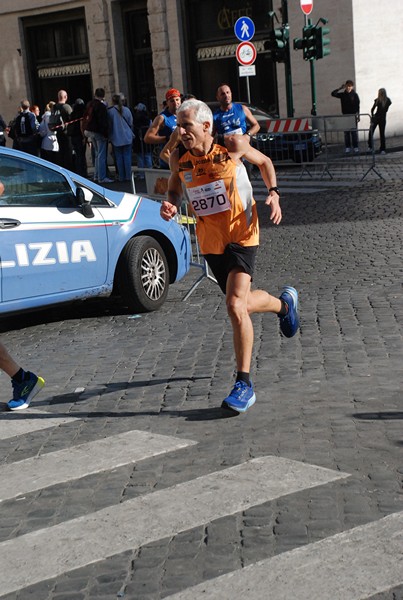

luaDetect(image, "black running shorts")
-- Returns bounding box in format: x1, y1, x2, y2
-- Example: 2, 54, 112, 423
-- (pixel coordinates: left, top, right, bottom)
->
204, 243, 258, 294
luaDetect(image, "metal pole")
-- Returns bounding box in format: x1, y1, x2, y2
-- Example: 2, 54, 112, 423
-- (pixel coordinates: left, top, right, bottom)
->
310, 59, 317, 116
306, 18, 317, 116
281, 0, 294, 117
246, 76, 251, 104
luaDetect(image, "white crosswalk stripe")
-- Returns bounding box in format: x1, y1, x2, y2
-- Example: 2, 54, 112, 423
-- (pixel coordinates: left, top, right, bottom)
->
0, 429, 197, 502
0, 456, 348, 596
0, 409, 79, 440
165, 511, 403, 600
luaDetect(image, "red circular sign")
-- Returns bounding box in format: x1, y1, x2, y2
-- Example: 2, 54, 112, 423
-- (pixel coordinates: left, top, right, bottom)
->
300, 0, 313, 15
236, 41, 257, 66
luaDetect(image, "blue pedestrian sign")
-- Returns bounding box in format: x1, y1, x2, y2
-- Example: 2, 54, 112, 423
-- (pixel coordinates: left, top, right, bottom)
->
234, 16, 255, 42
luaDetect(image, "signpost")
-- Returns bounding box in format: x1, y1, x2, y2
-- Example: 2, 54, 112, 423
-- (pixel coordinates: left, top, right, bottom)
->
234, 17, 256, 103
300, 0, 313, 15
234, 16, 255, 42
236, 41, 257, 66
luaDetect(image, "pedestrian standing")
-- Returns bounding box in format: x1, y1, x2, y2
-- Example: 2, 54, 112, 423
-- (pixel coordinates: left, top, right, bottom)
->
160, 99, 299, 414
132, 103, 153, 178
82, 88, 113, 183
108, 93, 134, 182
13, 99, 40, 156
368, 88, 392, 154
331, 80, 360, 153
50, 90, 73, 169
39, 101, 59, 164
68, 98, 88, 177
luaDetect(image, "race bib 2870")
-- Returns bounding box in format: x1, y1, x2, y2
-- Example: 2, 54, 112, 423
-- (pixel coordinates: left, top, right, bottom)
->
187, 180, 231, 216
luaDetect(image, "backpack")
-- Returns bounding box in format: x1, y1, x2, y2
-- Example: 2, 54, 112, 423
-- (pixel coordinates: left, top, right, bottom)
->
81, 102, 95, 135
15, 113, 35, 137
48, 106, 64, 132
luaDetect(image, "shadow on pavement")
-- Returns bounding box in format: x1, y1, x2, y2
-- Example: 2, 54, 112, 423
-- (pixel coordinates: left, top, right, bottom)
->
352, 411, 403, 420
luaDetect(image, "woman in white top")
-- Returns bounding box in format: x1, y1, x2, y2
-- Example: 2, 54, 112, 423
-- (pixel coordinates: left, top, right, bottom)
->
108, 93, 134, 181
39, 101, 59, 164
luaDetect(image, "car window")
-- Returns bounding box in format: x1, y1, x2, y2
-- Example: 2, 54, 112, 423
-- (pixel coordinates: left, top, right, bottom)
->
0, 155, 75, 208
71, 180, 110, 206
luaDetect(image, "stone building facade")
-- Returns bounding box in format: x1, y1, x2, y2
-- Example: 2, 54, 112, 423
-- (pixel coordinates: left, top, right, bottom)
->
0, 0, 402, 136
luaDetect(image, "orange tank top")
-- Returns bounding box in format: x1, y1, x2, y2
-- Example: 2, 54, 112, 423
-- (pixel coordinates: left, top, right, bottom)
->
178, 143, 259, 254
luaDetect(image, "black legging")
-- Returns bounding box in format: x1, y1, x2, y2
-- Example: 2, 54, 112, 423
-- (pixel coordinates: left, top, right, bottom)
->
369, 117, 387, 152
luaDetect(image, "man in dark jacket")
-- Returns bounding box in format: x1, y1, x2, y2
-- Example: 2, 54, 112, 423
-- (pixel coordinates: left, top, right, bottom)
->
67, 98, 88, 177
14, 99, 40, 156
52, 90, 73, 169
82, 88, 113, 183
331, 80, 360, 153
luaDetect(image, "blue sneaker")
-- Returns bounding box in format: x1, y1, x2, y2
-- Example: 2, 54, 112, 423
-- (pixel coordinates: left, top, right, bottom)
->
221, 381, 256, 413
279, 286, 299, 338
7, 372, 45, 411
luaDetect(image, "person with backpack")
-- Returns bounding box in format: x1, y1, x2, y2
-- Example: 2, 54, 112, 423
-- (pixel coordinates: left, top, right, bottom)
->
13, 99, 40, 156
49, 90, 73, 170
108, 93, 134, 182
82, 88, 113, 183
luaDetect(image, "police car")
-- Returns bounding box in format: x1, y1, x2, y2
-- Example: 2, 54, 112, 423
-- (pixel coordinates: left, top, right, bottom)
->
0, 147, 191, 315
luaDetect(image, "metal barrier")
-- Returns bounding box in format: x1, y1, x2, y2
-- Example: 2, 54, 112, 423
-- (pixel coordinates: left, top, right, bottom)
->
310, 113, 383, 181
132, 167, 216, 300
252, 114, 383, 181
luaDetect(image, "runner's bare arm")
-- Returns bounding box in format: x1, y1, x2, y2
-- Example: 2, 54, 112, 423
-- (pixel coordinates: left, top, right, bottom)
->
159, 127, 181, 164
242, 105, 260, 136
160, 149, 182, 221
144, 114, 166, 145
227, 136, 281, 225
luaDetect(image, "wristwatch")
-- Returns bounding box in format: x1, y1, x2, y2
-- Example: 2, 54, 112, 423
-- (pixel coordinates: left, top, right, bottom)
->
268, 186, 280, 194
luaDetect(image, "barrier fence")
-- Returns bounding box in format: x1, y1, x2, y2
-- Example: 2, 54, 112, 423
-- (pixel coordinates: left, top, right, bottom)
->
251, 113, 383, 181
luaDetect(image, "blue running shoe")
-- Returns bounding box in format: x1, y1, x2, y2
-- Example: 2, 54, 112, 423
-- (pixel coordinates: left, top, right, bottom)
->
221, 381, 256, 414
7, 372, 45, 411
279, 286, 300, 338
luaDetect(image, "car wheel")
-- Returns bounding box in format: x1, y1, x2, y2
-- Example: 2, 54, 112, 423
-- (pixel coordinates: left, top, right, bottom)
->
117, 236, 169, 312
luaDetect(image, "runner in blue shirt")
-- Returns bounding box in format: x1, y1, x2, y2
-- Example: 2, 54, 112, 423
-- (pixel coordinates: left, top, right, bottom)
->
144, 88, 182, 168
213, 84, 260, 138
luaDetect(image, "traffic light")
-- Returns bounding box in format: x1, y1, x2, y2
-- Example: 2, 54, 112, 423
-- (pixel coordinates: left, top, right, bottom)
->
265, 27, 289, 63
315, 26, 331, 59
302, 25, 317, 60
293, 24, 330, 61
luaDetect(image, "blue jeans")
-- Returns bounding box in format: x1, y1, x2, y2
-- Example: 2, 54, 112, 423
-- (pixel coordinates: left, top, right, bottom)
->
344, 129, 358, 149
136, 152, 152, 179
114, 144, 132, 181
86, 132, 107, 181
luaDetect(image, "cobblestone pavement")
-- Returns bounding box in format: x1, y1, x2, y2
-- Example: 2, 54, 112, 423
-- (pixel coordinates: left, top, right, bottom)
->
0, 167, 402, 599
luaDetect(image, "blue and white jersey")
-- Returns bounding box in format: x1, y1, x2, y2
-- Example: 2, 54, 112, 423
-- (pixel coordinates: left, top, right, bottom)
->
159, 108, 177, 140
213, 103, 247, 135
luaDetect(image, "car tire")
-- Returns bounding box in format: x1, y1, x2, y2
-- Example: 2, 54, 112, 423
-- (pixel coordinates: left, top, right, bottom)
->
117, 236, 169, 312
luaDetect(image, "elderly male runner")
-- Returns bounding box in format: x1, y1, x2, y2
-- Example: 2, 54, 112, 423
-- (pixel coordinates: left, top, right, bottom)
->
160, 99, 299, 413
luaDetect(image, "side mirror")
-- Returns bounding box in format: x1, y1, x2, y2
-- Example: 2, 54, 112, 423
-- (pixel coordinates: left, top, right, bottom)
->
76, 187, 94, 218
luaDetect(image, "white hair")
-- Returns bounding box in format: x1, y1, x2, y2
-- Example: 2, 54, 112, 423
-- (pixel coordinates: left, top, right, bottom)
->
177, 99, 213, 134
